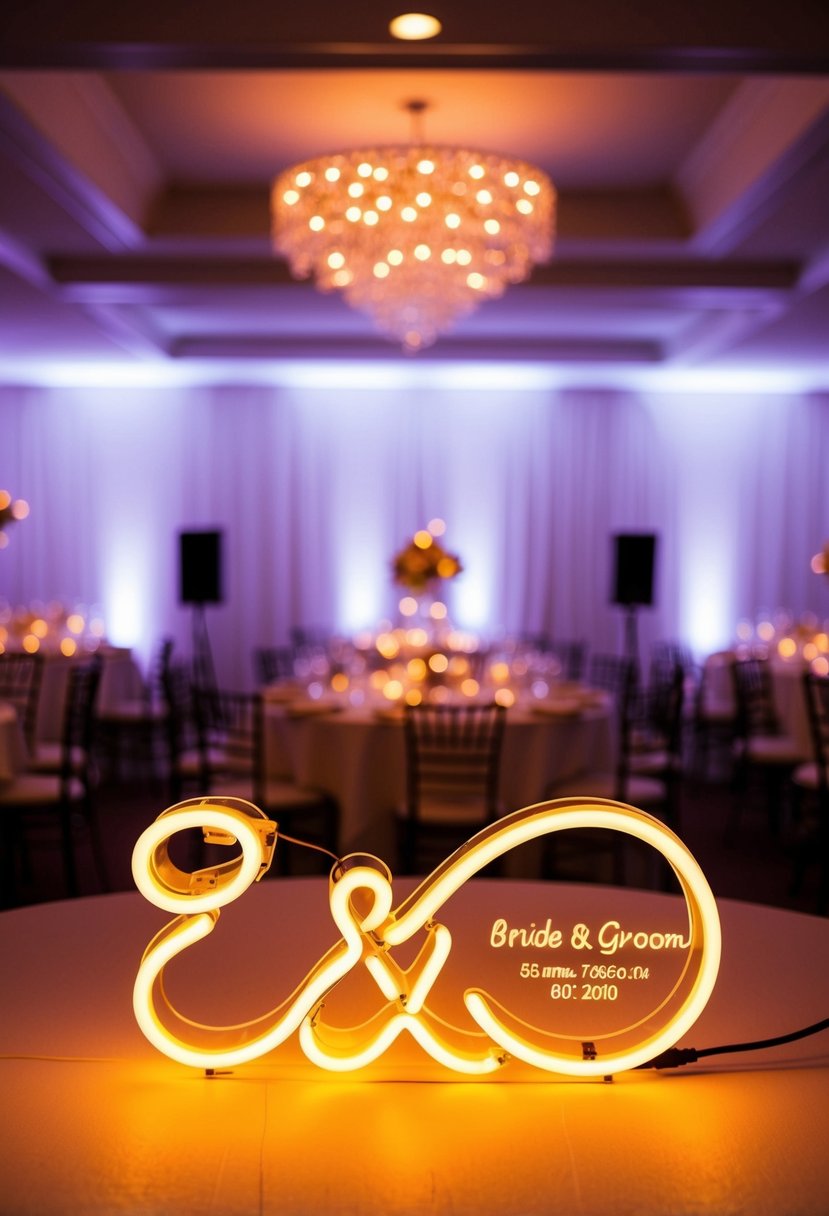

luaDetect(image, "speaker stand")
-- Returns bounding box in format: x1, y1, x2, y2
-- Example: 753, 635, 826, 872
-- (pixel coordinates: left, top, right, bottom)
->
622, 605, 640, 673
191, 603, 217, 691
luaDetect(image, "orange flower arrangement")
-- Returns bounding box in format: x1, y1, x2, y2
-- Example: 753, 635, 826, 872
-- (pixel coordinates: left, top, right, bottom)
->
0, 489, 29, 550
811, 542, 829, 576
392, 524, 463, 591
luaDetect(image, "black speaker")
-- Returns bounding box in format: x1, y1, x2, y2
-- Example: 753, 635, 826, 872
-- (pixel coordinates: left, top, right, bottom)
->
611, 533, 657, 607
179, 530, 223, 605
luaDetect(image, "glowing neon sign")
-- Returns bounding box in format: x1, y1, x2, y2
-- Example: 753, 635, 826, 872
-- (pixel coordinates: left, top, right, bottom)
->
132, 797, 721, 1077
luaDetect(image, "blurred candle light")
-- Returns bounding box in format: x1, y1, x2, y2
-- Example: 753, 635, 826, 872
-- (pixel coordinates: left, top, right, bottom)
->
407, 658, 428, 682
757, 619, 775, 643
376, 632, 400, 660
777, 637, 797, 660
383, 678, 404, 701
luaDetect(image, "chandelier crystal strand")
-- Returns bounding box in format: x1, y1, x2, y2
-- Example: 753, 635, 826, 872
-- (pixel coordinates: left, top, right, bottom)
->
272, 145, 555, 351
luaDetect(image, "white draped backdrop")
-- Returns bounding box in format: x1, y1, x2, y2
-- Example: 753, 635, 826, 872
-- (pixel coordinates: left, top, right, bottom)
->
1, 382, 827, 687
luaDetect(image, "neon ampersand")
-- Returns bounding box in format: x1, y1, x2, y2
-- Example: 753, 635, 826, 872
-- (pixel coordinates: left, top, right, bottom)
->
132, 796, 721, 1077
132, 799, 501, 1073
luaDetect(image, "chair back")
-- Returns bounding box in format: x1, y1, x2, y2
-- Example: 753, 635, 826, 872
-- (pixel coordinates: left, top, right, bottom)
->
582, 654, 640, 797
732, 657, 780, 738
650, 640, 693, 673
588, 653, 636, 699
60, 655, 102, 790
610, 658, 643, 793
254, 645, 296, 686
150, 637, 175, 700
551, 640, 587, 682
0, 651, 43, 753
162, 661, 197, 757
290, 626, 331, 657
803, 671, 829, 793
191, 685, 256, 790
640, 657, 686, 757
403, 702, 506, 825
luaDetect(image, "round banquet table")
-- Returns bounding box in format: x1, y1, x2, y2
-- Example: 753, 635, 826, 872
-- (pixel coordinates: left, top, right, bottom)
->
263, 695, 613, 862
1, 877, 828, 1216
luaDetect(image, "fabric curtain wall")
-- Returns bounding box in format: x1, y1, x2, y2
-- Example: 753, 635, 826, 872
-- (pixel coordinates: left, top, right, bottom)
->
1, 383, 826, 689
644, 391, 829, 655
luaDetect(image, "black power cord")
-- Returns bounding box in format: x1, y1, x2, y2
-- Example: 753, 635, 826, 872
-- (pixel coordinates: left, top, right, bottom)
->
638, 1016, 829, 1070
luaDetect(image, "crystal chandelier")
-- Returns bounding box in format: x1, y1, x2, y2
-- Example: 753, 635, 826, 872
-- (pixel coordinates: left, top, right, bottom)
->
272, 104, 555, 352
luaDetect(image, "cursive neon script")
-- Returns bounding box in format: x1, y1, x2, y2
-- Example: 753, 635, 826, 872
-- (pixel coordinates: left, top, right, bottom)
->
489, 918, 690, 955
132, 796, 721, 1078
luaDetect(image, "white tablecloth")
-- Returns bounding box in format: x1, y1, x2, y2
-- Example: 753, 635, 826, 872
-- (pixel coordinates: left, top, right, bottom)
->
1, 880, 828, 1215
263, 698, 613, 860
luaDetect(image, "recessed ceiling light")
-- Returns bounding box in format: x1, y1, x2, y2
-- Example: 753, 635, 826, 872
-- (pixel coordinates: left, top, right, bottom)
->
389, 12, 442, 40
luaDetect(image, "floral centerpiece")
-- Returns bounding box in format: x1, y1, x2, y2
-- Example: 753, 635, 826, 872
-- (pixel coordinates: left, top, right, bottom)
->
811, 542, 829, 577
0, 489, 29, 550
392, 522, 463, 591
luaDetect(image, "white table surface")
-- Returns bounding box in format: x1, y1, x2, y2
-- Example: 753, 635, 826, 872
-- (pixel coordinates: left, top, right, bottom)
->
263, 695, 613, 860
1, 877, 828, 1215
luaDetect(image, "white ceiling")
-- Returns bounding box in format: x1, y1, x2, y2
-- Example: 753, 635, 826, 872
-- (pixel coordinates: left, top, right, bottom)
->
1, 2, 829, 380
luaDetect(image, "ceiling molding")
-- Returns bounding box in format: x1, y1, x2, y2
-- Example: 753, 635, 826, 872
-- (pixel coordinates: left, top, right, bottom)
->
47, 255, 799, 306
678, 79, 829, 253
168, 333, 665, 363
0, 225, 50, 289
0, 89, 146, 251
663, 305, 789, 365
2, 0, 829, 73
79, 302, 171, 358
